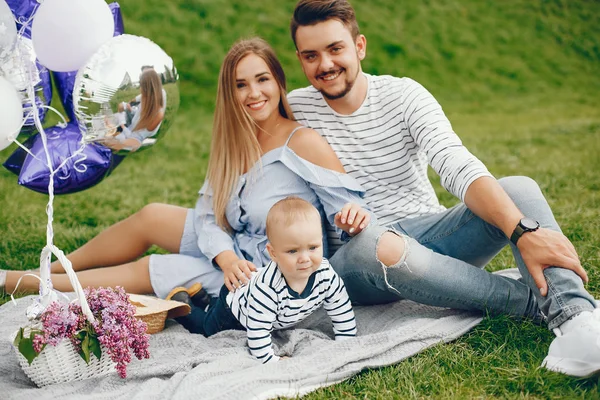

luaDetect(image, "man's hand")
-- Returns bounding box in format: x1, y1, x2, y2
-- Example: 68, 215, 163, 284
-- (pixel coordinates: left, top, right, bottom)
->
222, 259, 257, 292
518, 227, 587, 296
334, 203, 371, 236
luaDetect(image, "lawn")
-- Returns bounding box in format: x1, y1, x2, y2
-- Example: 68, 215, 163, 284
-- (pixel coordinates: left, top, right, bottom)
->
1, 0, 599, 398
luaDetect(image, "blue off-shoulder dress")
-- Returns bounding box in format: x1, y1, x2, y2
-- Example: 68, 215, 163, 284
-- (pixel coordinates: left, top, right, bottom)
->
148, 127, 376, 298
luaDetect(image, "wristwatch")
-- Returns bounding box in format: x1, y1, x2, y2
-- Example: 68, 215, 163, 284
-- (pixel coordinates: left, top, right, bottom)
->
510, 217, 540, 245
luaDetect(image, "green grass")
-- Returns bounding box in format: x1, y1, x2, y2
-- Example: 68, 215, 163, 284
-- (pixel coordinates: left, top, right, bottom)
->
1, 0, 600, 397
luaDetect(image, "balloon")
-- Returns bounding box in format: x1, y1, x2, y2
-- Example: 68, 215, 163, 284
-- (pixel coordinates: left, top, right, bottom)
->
2, 134, 36, 175
73, 34, 180, 155
54, 2, 126, 122
0, 76, 22, 151
109, 2, 125, 37
0, 0, 17, 61
31, 0, 114, 72
18, 123, 113, 195
52, 70, 78, 122
5, 1, 123, 40
0, 36, 53, 129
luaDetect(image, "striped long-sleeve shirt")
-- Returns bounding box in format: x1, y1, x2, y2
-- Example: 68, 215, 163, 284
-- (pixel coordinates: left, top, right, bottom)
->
226, 258, 356, 363
288, 74, 493, 228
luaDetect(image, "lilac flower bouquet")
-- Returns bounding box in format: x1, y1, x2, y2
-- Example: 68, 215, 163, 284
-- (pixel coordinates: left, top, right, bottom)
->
14, 286, 150, 378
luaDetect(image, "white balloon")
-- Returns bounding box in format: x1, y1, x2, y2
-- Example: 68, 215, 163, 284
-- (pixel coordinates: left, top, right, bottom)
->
0, 0, 17, 60
32, 0, 114, 72
0, 76, 22, 151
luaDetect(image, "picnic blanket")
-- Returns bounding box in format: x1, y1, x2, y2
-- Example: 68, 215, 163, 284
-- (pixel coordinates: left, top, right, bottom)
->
0, 291, 484, 399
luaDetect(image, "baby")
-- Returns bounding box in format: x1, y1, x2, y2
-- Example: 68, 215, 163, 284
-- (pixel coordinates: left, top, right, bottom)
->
176, 197, 358, 363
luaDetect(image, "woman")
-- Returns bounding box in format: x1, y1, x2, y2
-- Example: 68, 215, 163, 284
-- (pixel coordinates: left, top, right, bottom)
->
0, 38, 375, 298
105, 68, 166, 151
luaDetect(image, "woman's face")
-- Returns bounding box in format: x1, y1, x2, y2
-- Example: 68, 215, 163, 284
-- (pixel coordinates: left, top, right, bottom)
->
235, 53, 281, 124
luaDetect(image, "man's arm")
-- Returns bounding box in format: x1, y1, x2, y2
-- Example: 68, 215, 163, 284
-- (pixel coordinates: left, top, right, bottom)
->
464, 176, 587, 296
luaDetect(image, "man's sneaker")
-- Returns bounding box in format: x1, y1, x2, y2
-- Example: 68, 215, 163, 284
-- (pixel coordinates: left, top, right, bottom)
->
542, 309, 600, 377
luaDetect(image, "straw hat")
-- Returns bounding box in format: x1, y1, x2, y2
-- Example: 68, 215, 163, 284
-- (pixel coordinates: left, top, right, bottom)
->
128, 294, 191, 334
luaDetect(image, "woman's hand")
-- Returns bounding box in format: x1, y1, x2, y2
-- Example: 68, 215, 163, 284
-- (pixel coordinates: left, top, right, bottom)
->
221, 259, 257, 292
334, 203, 371, 236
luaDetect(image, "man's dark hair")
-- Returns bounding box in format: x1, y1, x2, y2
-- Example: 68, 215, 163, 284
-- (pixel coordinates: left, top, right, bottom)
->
290, 0, 360, 48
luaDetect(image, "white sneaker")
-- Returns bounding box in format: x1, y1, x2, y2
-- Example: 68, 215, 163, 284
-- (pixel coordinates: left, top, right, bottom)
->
0, 270, 6, 292
542, 309, 600, 377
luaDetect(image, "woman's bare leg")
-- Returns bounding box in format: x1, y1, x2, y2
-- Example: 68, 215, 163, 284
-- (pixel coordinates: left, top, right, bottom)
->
50, 203, 187, 273
7, 256, 153, 294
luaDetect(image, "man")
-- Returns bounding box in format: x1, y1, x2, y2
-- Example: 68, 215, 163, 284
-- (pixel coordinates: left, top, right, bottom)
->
287, 0, 600, 377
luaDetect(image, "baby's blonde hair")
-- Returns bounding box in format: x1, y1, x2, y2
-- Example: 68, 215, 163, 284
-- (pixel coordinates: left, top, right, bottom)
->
265, 197, 321, 241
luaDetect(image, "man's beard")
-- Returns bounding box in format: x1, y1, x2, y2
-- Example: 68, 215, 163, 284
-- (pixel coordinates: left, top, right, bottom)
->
318, 61, 360, 100
321, 76, 355, 100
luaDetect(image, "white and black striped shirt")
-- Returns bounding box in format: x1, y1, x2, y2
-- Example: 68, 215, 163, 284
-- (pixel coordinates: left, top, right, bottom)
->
226, 259, 356, 363
289, 74, 493, 227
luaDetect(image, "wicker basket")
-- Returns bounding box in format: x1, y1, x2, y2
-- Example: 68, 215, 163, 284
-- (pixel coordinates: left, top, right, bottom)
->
12, 331, 115, 387
129, 294, 190, 334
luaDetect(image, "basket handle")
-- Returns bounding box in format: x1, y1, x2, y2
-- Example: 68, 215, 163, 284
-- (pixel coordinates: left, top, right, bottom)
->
37, 245, 96, 323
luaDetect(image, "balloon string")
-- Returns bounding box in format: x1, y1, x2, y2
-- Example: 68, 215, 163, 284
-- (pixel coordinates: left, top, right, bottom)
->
14, 4, 40, 34
14, 19, 95, 323
40, 104, 69, 126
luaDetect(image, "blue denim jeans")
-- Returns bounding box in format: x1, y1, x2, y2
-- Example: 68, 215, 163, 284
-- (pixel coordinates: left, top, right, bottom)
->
177, 285, 244, 336
329, 176, 595, 330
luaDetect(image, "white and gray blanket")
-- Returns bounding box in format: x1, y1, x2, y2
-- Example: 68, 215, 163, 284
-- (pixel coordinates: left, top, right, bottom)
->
0, 293, 483, 399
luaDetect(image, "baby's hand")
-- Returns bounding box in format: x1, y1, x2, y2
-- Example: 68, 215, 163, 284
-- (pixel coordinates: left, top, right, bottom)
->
334, 203, 371, 236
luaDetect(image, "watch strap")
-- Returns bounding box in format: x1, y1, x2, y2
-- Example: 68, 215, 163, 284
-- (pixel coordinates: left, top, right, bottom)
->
510, 225, 525, 245
510, 218, 539, 245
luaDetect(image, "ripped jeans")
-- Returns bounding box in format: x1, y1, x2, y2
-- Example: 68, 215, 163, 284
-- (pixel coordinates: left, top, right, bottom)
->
329, 176, 596, 330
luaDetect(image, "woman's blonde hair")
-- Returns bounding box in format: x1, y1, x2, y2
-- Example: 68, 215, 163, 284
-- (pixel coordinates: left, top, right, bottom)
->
207, 37, 294, 231
135, 68, 164, 132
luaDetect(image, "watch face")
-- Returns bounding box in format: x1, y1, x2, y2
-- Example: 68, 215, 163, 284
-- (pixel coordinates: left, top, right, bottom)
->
521, 217, 539, 230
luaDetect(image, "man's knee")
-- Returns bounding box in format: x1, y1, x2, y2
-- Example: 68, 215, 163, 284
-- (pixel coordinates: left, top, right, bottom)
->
498, 176, 544, 203
332, 225, 408, 271
376, 231, 406, 267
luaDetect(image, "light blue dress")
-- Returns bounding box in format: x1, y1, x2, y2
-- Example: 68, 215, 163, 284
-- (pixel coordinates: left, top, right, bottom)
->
148, 127, 376, 298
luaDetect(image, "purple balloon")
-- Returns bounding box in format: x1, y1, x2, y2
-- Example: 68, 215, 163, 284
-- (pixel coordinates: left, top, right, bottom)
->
52, 70, 78, 122
53, 2, 125, 122
2, 135, 37, 175
110, 2, 126, 36
18, 123, 113, 195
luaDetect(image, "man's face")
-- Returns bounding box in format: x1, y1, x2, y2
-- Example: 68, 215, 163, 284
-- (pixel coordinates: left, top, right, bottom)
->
295, 19, 366, 100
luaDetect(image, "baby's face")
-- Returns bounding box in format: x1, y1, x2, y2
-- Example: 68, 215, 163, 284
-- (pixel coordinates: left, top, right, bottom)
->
267, 214, 323, 286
